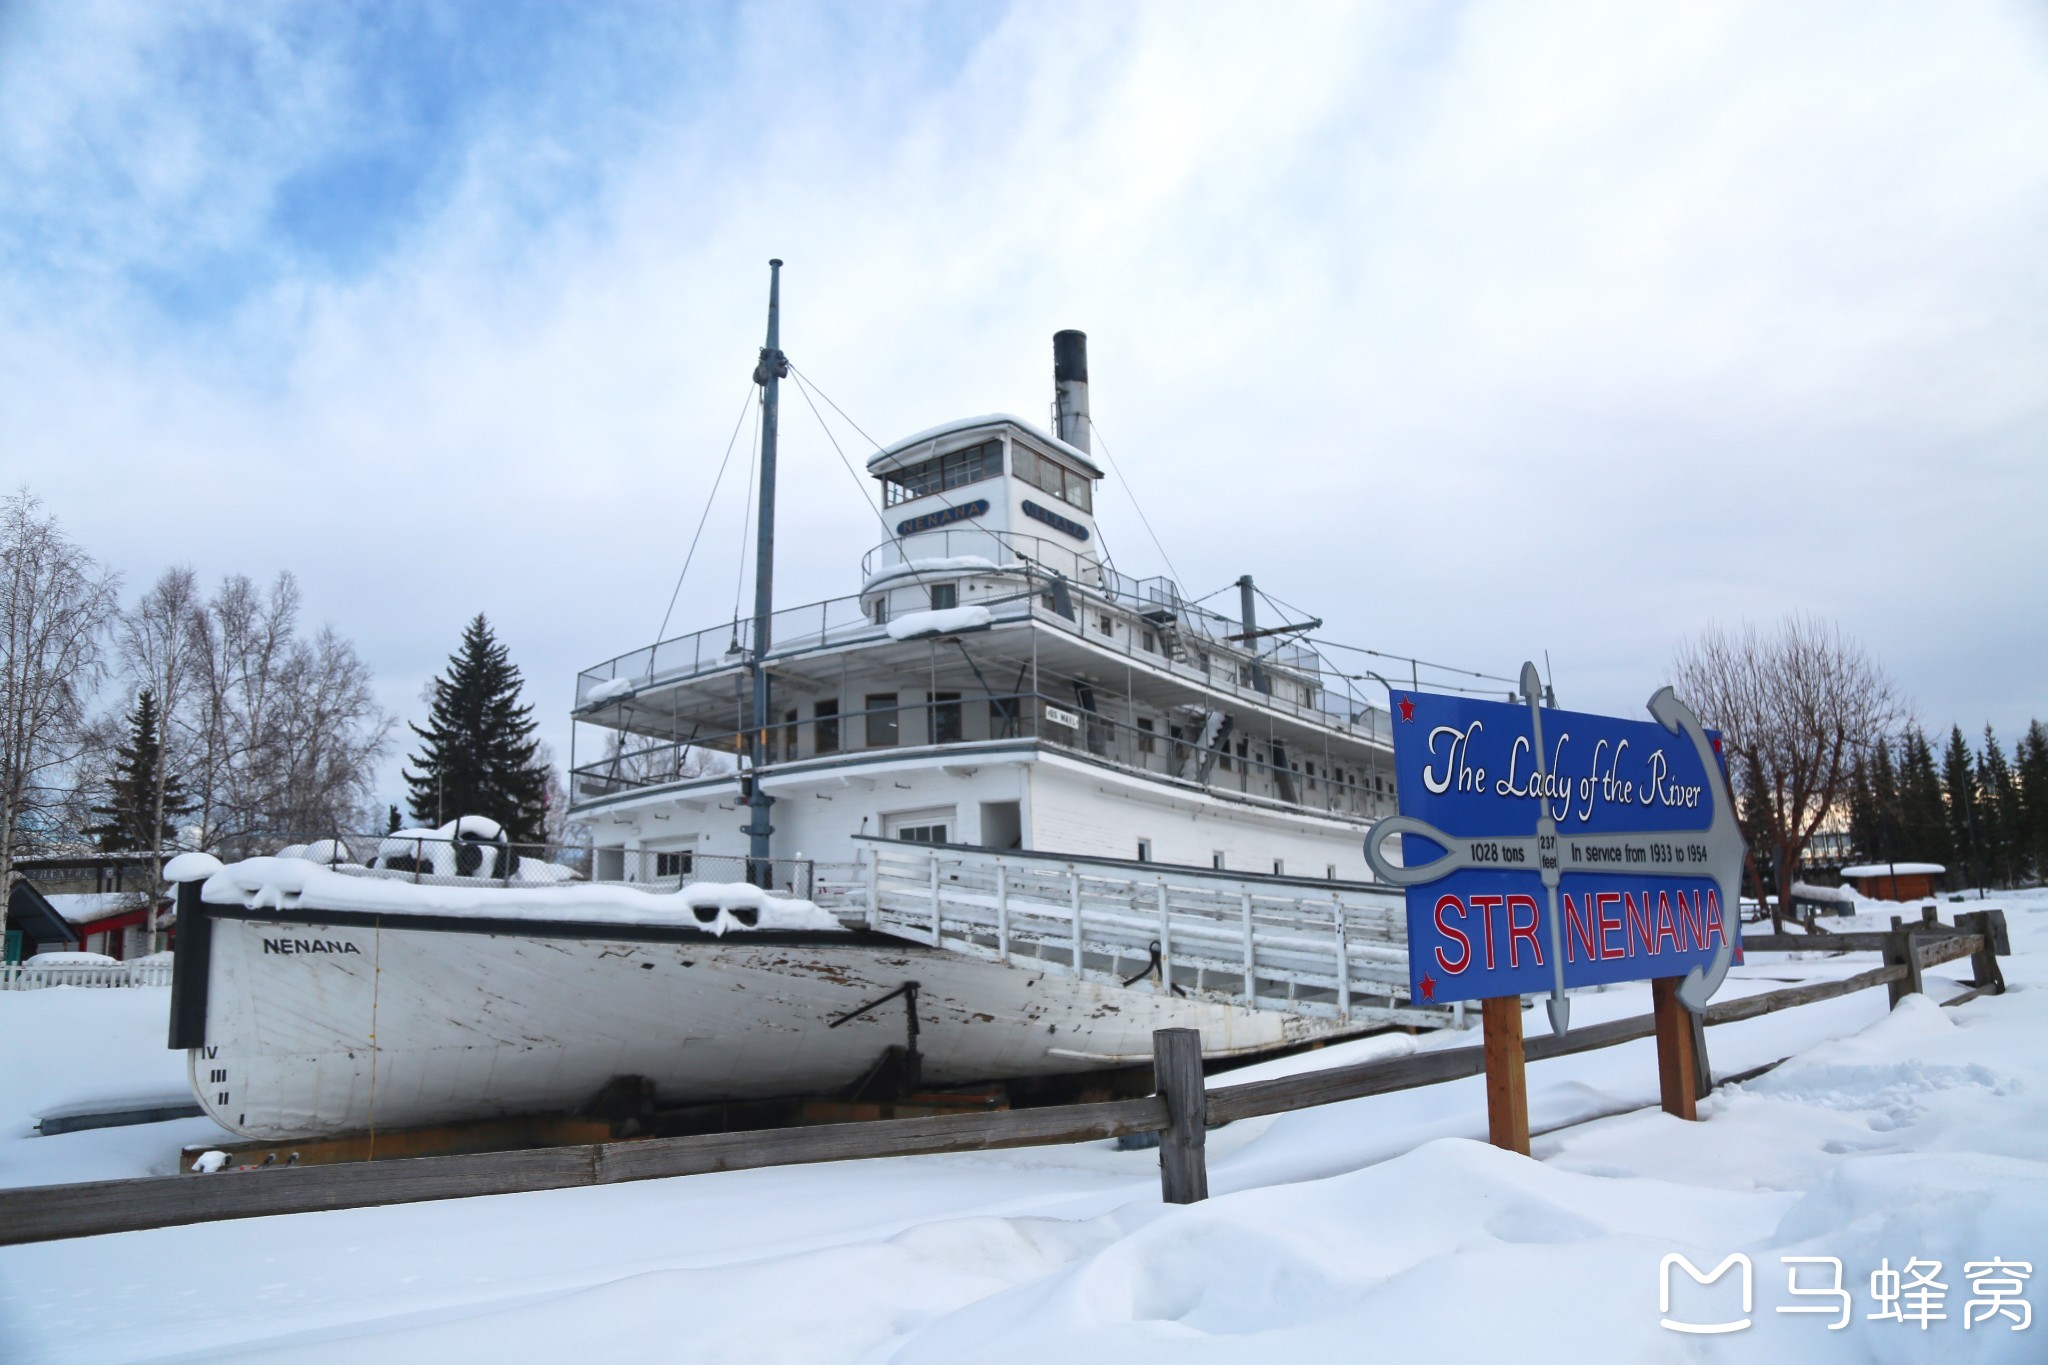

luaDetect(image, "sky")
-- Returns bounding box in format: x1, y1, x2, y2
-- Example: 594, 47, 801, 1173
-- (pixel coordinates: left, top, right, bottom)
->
3, 0, 2045, 815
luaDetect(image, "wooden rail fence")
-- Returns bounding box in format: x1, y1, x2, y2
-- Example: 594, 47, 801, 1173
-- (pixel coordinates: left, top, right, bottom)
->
0, 909, 2007, 1247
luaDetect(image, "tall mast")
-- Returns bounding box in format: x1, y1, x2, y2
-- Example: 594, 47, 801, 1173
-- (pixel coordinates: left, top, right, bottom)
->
746, 259, 787, 882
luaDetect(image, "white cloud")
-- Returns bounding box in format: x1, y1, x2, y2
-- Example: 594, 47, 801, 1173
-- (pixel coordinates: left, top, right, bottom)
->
3, 0, 2045, 806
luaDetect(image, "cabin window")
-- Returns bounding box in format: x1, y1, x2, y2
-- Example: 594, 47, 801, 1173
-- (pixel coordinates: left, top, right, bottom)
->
897, 823, 948, 844
1136, 839, 1152, 863
1272, 859, 1285, 876
930, 583, 958, 611
1211, 851, 1225, 870
1095, 613, 1113, 637
1136, 718, 1156, 754
871, 598, 888, 625
781, 709, 799, 762
1142, 630, 1156, 653
813, 700, 840, 754
865, 694, 898, 747
1326, 865, 1337, 881
932, 691, 963, 744
655, 851, 693, 879
880, 438, 1002, 507
1012, 446, 1094, 513
989, 696, 1021, 738
1236, 738, 1248, 763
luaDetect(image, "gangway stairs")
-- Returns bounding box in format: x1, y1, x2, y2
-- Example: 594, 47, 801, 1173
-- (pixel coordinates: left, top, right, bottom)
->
846, 838, 1454, 1030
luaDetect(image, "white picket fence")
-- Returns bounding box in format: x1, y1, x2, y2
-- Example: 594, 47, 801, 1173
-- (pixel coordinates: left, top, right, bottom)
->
859, 841, 1452, 1028
0, 962, 174, 991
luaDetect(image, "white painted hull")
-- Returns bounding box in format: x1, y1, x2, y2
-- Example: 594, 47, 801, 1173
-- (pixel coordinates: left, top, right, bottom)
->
188, 910, 1327, 1141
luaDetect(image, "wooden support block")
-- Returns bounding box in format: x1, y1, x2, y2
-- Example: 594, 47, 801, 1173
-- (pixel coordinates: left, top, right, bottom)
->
1153, 1028, 1208, 1204
1689, 1007, 1713, 1101
1480, 996, 1530, 1156
1651, 977, 1698, 1121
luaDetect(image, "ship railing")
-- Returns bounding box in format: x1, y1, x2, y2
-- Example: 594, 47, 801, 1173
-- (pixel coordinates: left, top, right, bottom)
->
570, 689, 1398, 821
0, 960, 175, 991
201, 832, 857, 898
857, 838, 1447, 1028
576, 595, 896, 711
859, 528, 1106, 588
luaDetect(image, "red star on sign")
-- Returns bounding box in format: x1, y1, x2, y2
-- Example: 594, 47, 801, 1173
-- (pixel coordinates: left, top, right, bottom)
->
1398, 695, 1416, 722
1418, 973, 1436, 1002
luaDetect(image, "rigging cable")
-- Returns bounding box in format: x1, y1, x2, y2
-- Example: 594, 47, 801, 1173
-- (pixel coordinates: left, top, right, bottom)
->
650, 383, 758, 649
786, 369, 940, 596
1085, 415, 1186, 595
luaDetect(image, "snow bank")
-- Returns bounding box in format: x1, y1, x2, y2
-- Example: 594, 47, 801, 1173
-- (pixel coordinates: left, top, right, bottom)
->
198, 858, 843, 933
887, 605, 994, 640
23, 951, 117, 966
1790, 880, 1855, 905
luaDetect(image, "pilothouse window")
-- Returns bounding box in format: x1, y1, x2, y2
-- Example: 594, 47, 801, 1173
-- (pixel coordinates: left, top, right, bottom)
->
1012, 446, 1094, 513
881, 438, 1003, 508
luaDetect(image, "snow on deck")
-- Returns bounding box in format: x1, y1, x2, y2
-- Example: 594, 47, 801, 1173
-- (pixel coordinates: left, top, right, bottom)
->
2, 885, 2044, 1361
192, 857, 844, 933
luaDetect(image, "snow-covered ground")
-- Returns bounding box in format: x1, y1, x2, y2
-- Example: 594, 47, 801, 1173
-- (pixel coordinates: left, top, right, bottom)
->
2, 890, 2043, 1362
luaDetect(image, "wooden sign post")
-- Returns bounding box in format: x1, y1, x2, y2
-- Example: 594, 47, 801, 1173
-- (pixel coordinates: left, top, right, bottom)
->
1481, 995, 1530, 1154
1650, 976, 1698, 1122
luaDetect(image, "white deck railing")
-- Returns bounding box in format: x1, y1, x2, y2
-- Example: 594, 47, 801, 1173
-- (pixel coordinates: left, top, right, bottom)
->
861, 842, 1451, 1028
0, 962, 174, 991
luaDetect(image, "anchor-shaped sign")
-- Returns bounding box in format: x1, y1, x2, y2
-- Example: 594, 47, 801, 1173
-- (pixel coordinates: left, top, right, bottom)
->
1364, 663, 1743, 1036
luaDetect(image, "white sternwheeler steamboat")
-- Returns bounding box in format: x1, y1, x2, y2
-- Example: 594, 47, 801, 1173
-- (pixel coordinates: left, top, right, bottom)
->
170, 263, 1454, 1144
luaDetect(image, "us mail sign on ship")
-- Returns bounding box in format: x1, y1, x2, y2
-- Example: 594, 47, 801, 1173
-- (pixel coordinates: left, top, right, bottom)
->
1365, 685, 1741, 1009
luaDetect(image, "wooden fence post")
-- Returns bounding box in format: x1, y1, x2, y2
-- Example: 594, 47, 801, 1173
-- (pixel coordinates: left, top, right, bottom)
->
1650, 977, 1698, 1121
1885, 926, 1924, 1006
1958, 910, 2007, 994
1480, 996, 1530, 1156
1153, 1028, 1208, 1204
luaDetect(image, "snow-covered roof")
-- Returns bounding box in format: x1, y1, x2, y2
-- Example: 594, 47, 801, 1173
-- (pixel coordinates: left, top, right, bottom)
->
865, 414, 1104, 480
45, 891, 151, 925
1841, 862, 1946, 878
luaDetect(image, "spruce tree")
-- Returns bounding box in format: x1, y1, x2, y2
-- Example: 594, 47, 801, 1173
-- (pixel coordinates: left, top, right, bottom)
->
1942, 725, 1982, 887
1868, 737, 1901, 863
1978, 726, 2021, 887
403, 615, 550, 846
85, 690, 190, 852
2016, 719, 2048, 883
1897, 726, 1949, 865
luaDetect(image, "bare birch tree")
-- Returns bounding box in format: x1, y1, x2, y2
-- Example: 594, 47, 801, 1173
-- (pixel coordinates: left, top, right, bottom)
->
1673, 616, 1900, 926
0, 490, 120, 944
183, 572, 391, 852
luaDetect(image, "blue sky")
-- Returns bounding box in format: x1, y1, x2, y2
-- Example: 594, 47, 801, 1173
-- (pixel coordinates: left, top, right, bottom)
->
3, 0, 2045, 813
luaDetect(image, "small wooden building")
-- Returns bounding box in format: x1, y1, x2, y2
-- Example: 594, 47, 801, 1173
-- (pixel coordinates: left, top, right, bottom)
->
1840, 862, 1945, 902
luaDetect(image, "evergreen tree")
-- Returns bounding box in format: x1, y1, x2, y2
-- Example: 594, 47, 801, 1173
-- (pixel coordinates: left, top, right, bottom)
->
1897, 725, 1948, 865
84, 690, 190, 852
386, 803, 403, 834
403, 615, 550, 845
1978, 726, 2021, 887
1868, 737, 1901, 863
1942, 725, 1982, 887
1845, 753, 1879, 863
2017, 719, 2048, 884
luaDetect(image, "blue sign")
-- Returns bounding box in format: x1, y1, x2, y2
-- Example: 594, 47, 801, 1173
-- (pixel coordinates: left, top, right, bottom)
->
1020, 499, 1089, 542
1365, 668, 1742, 1033
897, 499, 989, 537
